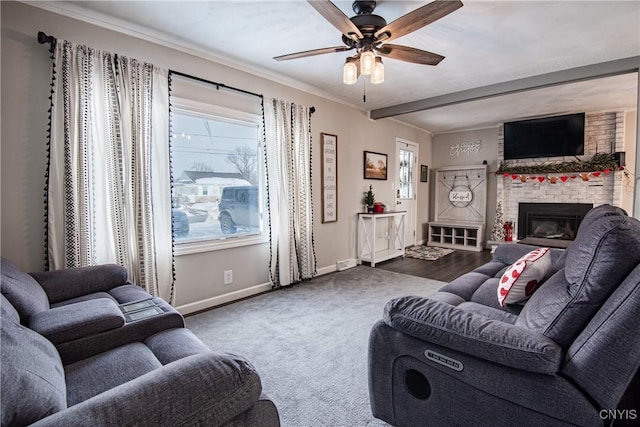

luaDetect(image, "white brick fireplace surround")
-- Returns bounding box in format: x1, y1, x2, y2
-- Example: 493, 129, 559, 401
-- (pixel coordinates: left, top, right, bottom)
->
497, 112, 628, 238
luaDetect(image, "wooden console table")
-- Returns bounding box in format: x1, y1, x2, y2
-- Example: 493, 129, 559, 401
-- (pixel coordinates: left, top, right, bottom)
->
358, 211, 406, 267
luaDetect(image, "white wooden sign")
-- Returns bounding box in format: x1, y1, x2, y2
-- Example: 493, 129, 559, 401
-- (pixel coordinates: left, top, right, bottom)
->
321, 133, 338, 223
449, 191, 473, 203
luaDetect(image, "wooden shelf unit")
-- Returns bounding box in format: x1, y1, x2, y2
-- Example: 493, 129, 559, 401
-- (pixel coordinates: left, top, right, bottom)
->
427, 221, 485, 252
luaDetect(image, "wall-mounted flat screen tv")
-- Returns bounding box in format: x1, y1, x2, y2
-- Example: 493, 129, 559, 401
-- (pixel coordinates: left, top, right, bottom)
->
504, 113, 585, 160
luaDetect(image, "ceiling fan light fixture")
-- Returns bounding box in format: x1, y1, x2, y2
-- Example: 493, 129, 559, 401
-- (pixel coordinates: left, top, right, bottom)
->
343, 57, 358, 85
370, 56, 384, 84
360, 50, 375, 75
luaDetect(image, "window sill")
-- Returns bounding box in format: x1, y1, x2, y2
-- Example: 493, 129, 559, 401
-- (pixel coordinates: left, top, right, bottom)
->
174, 234, 269, 256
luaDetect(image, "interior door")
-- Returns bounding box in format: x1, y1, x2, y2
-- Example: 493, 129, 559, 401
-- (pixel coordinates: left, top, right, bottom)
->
396, 139, 418, 247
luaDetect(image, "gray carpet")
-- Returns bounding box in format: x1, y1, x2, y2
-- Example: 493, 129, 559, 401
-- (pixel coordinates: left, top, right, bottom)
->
185, 266, 445, 427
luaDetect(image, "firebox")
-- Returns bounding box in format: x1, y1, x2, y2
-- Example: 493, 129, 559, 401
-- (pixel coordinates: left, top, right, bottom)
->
517, 203, 593, 246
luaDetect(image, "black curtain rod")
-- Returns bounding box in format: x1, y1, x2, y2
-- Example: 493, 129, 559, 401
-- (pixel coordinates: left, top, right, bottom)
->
170, 70, 315, 114
37, 31, 315, 114
169, 70, 264, 100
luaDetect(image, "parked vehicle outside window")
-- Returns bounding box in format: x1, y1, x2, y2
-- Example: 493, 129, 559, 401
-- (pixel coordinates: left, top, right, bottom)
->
170, 101, 263, 246
218, 186, 260, 235
172, 208, 190, 238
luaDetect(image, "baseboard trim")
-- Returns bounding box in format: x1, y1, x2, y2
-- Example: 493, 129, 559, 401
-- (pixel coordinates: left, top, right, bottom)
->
176, 282, 272, 315
177, 264, 340, 315
316, 264, 337, 276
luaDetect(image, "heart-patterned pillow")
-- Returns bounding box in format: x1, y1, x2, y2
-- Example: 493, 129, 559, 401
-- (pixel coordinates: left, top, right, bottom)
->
498, 247, 552, 307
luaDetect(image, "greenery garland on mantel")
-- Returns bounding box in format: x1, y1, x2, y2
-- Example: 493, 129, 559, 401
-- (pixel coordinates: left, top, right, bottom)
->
495, 153, 621, 175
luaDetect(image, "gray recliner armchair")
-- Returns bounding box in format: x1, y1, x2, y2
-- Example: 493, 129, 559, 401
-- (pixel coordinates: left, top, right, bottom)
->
0, 258, 183, 363
1, 260, 280, 426
369, 205, 640, 426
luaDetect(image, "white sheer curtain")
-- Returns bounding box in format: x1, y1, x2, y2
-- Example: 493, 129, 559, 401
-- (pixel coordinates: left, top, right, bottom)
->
47, 40, 174, 301
263, 98, 317, 287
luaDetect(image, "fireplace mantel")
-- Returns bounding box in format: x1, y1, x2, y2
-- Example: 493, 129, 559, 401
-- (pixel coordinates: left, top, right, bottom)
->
496, 112, 625, 239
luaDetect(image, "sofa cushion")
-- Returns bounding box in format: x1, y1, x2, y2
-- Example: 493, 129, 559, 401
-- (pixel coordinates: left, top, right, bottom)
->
498, 247, 552, 307
145, 328, 212, 365
29, 298, 125, 345
64, 342, 162, 406
517, 209, 640, 348
465, 278, 523, 315
472, 261, 508, 278
1, 257, 50, 320
50, 291, 117, 307
439, 272, 491, 301
1, 316, 67, 426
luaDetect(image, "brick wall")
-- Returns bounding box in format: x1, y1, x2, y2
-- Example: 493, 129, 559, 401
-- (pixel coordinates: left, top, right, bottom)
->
496, 112, 625, 236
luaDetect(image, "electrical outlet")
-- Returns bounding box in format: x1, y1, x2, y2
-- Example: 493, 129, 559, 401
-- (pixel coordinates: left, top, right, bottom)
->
223, 270, 233, 285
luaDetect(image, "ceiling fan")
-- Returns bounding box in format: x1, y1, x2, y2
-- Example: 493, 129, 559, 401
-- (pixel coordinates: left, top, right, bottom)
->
274, 0, 463, 84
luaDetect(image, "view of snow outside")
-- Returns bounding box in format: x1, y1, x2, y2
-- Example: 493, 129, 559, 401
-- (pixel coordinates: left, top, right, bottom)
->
171, 112, 262, 242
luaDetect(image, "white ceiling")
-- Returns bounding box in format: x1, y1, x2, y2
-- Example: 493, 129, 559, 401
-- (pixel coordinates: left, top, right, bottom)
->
34, 0, 640, 134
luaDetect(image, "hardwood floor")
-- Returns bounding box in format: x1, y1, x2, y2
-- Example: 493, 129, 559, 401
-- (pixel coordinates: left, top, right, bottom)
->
375, 248, 493, 282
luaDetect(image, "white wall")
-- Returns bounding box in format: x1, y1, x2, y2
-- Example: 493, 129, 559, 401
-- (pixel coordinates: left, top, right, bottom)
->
0, 2, 432, 312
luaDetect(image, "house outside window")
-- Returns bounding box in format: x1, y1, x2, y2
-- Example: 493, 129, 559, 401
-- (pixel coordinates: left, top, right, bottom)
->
170, 98, 265, 253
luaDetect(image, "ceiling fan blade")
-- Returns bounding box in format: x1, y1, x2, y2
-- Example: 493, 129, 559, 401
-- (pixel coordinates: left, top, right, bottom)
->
375, 0, 463, 42
274, 46, 352, 61
307, 0, 363, 41
377, 44, 445, 65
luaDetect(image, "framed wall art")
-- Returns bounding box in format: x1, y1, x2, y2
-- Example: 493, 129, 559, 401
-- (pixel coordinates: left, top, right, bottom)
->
321, 133, 338, 223
420, 165, 429, 182
363, 151, 387, 180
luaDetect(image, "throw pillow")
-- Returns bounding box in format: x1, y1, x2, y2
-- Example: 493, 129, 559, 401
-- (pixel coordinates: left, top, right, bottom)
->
498, 247, 552, 307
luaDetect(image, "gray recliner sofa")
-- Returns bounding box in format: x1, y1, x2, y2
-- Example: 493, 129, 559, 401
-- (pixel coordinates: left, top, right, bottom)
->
1, 260, 280, 426
369, 204, 640, 426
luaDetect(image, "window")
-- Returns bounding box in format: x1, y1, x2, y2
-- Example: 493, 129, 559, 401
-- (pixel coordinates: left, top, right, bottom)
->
170, 99, 264, 250
398, 148, 414, 199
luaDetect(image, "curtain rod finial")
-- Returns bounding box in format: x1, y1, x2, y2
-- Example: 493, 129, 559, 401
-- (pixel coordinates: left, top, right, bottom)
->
37, 31, 55, 45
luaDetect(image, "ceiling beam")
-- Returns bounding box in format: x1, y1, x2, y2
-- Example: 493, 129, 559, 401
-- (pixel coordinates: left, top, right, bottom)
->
369, 56, 640, 120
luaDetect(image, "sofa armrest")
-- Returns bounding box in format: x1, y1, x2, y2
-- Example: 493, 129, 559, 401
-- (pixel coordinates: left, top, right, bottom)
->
28, 299, 125, 344
31, 352, 265, 427
383, 296, 563, 374
30, 264, 129, 304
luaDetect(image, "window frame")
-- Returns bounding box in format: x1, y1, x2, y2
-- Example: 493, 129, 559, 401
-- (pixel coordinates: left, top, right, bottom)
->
170, 97, 268, 256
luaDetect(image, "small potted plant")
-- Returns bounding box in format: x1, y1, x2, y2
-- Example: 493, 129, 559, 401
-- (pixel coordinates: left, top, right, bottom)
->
363, 185, 375, 213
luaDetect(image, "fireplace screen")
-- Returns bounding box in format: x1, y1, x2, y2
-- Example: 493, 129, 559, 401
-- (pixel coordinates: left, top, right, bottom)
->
518, 203, 593, 241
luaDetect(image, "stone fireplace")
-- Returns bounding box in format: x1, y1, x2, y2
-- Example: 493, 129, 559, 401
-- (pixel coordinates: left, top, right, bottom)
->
497, 112, 627, 241
517, 202, 593, 247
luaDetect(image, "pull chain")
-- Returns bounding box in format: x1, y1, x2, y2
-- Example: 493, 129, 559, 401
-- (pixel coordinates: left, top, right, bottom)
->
363, 79, 367, 103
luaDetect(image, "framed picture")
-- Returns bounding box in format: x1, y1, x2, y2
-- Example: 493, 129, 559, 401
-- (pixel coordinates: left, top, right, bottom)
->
420, 165, 429, 182
363, 151, 387, 180
321, 133, 338, 223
